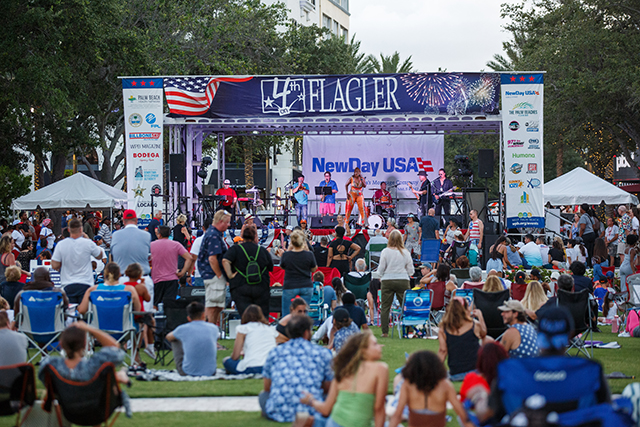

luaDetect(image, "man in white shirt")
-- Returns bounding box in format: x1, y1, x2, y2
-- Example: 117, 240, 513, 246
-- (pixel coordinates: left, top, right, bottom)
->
518, 234, 543, 268
604, 217, 619, 267
11, 223, 26, 252
189, 219, 211, 287
39, 218, 55, 250
51, 218, 105, 304
536, 236, 549, 266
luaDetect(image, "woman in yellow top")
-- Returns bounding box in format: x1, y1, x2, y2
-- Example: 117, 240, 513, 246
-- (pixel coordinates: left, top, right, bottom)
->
300, 331, 388, 427
345, 167, 367, 226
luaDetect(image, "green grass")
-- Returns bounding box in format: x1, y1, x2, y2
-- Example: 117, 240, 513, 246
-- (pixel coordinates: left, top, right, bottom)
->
5, 325, 638, 426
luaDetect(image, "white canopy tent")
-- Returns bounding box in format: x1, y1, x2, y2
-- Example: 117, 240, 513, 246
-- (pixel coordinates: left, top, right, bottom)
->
12, 173, 128, 210
544, 167, 639, 206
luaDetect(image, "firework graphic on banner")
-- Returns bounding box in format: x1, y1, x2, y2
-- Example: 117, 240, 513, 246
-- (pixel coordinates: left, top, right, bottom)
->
468, 74, 500, 108
401, 73, 465, 107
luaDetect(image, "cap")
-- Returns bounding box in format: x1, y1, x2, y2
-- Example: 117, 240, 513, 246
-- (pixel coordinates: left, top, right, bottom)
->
12, 219, 20, 226
407, 213, 415, 219
516, 241, 525, 248
300, 219, 307, 224
233, 236, 243, 243
122, 209, 137, 220
420, 262, 432, 269
42, 218, 52, 227
550, 271, 560, 280
332, 307, 350, 323
93, 235, 103, 242
244, 213, 254, 220
498, 300, 525, 313
418, 170, 427, 177
537, 306, 574, 351
223, 179, 231, 184
286, 225, 293, 231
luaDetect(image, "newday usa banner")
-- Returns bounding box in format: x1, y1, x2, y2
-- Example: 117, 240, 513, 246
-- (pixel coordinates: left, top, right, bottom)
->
501, 74, 544, 228
122, 78, 164, 226
302, 135, 444, 208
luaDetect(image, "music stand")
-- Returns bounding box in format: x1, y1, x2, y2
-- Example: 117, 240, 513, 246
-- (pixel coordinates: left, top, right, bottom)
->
315, 186, 332, 216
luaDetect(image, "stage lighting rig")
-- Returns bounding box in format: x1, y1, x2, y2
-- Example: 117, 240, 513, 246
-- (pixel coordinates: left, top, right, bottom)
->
197, 156, 213, 179
454, 155, 472, 177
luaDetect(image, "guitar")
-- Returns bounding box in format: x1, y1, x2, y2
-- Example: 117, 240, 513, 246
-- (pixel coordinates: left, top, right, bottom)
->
407, 183, 420, 201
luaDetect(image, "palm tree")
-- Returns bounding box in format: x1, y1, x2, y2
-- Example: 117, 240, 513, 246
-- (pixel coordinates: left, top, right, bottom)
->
363, 51, 414, 73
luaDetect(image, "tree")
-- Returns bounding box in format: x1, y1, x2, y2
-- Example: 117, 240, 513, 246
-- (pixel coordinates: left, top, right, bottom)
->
363, 52, 414, 74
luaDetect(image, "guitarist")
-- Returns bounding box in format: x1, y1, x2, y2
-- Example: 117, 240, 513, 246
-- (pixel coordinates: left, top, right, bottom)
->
410, 170, 432, 217
432, 168, 454, 225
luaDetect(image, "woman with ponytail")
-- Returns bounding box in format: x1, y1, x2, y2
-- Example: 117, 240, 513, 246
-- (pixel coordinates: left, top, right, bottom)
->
77, 262, 141, 314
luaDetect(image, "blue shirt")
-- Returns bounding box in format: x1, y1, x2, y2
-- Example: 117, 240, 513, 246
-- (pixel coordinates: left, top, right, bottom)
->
294, 183, 309, 205
333, 322, 359, 352
111, 225, 152, 276
262, 338, 333, 422
197, 226, 226, 280
319, 180, 338, 204
172, 321, 220, 376
323, 286, 336, 309
419, 215, 439, 240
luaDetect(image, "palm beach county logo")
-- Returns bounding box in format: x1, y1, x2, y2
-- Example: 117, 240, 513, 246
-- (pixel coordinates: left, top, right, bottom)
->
509, 102, 538, 116
128, 113, 142, 127
261, 77, 306, 116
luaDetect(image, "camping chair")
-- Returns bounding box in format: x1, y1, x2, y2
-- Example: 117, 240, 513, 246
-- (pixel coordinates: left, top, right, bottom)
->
495, 356, 607, 419
452, 288, 474, 307
0, 363, 36, 426
511, 282, 528, 301
367, 243, 387, 271
462, 282, 484, 290
344, 272, 371, 301
397, 289, 433, 339
420, 240, 440, 264
426, 281, 446, 324
154, 297, 195, 366
451, 268, 470, 287
42, 362, 123, 427
86, 291, 139, 366
624, 273, 640, 307
473, 289, 509, 339
308, 282, 326, 326
269, 287, 283, 323
450, 241, 470, 266
557, 289, 593, 358
16, 291, 66, 363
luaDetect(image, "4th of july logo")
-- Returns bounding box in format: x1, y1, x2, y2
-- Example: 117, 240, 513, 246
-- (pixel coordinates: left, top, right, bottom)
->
261, 77, 306, 116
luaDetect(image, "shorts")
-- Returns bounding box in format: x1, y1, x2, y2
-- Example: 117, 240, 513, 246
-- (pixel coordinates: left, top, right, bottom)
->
607, 243, 618, 257
618, 242, 627, 255
204, 275, 227, 308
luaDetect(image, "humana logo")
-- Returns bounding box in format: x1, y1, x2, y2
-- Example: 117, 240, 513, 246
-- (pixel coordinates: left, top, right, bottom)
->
512, 153, 535, 158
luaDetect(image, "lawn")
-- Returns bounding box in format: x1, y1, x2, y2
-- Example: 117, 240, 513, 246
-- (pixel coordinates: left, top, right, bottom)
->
3, 325, 638, 426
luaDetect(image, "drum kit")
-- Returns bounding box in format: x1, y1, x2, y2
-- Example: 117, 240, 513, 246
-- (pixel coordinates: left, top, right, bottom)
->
366, 186, 396, 230
239, 187, 263, 215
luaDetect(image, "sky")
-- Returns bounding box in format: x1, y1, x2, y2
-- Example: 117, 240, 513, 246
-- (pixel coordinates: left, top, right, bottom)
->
349, 0, 513, 73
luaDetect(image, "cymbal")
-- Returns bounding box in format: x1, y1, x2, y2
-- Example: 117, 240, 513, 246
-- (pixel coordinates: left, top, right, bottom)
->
368, 187, 381, 191
246, 188, 260, 193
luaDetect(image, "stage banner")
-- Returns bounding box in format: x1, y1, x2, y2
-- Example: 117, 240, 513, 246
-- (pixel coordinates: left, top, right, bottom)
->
122, 78, 164, 226
302, 135, 444, 207
501, 74, 544, 228
164, 73, 500, 118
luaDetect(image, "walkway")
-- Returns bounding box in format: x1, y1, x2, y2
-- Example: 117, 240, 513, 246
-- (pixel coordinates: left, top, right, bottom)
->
130, 396, 261, 413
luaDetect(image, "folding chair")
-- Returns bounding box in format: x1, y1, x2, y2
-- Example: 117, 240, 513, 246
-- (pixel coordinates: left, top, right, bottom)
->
452, 288, 474, 307
557, 289, 593, 358
86, 291, 138, 366
461, 282, 484, 290
450, 241, 470, 266
473, 289, 509, 339
426, 281, 446, 324
308, 282, 326, 326
42, 362, 123, 427
397, 289, 433, 339
269, 287, 283, 323
0, 363, 36, 426
451, 268, 470, 287
511, 282, 527, 301
16, 291, 65, 363
625, 273, 640, 307
420, 240, 440, 264
154, 297, 195, 366
367, 243, 387, 271
495, 356, 607, 418
344, 272, 371, 301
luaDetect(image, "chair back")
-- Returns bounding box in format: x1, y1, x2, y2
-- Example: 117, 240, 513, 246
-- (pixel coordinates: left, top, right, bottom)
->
163, 297, 196, 332
420, 240, 440, 264
557, 289, 591, 335
452, 288, 474, 306
87, 290, 134, 334
0, 363, 36, 416
269, 287, 283, 315
317, 267, 341, 287
17, 291, 65, 336
269, 267, 285, 286
511, 283, 528, 301
451, 268, 470, 279
496, 356, 603, 415
426, 281, 446, 311
401, 289, 433, 325
462, 282, 484, 290
343, 273, 371, 300
452, 241, 470, 263
308, 282, 325, 324
43, 362, 123, 426
473, 289, 509, 339
626, 273, 640, 305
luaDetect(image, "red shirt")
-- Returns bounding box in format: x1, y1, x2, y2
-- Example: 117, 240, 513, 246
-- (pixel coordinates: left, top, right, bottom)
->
216, 188, 237, 207
373, 189, 392, 204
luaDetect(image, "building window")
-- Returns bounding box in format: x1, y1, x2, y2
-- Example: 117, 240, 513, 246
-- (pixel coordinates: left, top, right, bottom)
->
341, 26, 348, 39
322, 14, 331, 30
332, 19, 339, 35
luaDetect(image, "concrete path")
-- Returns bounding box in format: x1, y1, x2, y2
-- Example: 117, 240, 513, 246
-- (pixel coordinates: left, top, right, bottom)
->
129, 396, 261, 413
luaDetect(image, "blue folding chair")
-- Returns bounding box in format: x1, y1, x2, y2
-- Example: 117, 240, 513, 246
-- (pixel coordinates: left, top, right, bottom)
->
397, 289, 433, 339
420, 240, 440, 264
16, 291, 66, 363
308, 282, 326, 326
86, 290, 138, 366
453, 288, 474, 307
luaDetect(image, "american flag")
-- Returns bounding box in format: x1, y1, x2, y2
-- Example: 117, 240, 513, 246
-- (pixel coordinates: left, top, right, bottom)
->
164, 76, 253, 116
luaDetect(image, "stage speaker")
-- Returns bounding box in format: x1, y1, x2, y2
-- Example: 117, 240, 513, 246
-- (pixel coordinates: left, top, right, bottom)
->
169, 154, 186, 183
463, 188, 488, 226
178, 286, 205, 300
322, 215, 338, 229
477, 149, 494, 179
310, 217, 323, 229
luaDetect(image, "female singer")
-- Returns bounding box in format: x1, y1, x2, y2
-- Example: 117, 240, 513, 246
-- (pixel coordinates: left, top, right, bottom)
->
345, 167, 367, 225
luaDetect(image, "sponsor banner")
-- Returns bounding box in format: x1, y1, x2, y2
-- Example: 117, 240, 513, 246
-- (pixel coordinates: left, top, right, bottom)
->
122, 78, 164, 226
164, 73, 500, 118
302, 135, 444, 202
501, 74, 544, 228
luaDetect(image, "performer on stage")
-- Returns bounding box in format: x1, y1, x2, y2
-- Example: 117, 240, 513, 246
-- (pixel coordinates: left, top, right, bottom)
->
411, 170, 431, 217
432, 168, 453, 224
373, 182, 395, 218
293, 175, 310, 224
344, 167, 367, 225
319, 171, 338, 215
216, 179, 238, 226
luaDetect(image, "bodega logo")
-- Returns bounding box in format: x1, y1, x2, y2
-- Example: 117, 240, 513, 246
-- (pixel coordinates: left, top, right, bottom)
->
133, 152, 161, 158
312, 157, 433, 177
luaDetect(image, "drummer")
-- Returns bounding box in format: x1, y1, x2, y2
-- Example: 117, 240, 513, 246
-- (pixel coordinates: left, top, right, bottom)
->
372, 182, 395, 218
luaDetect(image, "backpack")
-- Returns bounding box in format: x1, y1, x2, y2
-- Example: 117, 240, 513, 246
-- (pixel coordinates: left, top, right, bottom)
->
236, 244, 266, 285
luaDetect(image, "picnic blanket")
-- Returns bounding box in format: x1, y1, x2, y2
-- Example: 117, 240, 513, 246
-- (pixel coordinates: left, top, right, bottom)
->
131, 369, 262, 382
583, 341, 621, 349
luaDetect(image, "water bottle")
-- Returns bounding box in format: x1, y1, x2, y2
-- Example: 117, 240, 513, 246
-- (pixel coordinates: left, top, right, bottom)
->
612, 315, 620, 334
158, 303, 164, 315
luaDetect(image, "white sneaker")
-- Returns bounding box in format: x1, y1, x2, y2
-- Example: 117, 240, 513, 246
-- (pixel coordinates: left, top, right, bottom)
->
618, 331, 631, 338
143, 346, 156, 360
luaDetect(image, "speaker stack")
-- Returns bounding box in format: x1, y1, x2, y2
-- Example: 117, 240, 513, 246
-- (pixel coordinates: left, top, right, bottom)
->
169, 153, 186, 183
